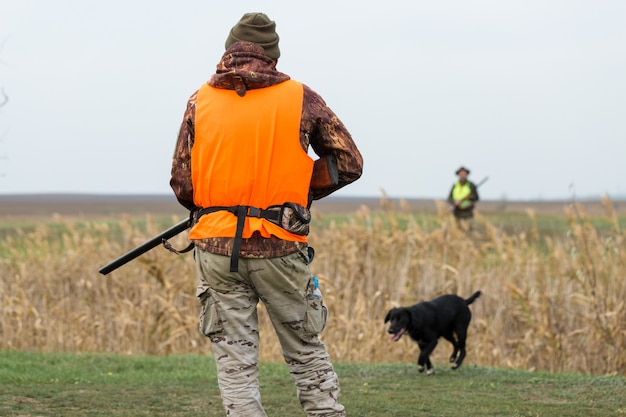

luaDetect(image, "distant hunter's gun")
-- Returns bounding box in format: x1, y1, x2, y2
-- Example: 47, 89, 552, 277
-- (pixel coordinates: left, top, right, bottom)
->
97, 156, 339, 275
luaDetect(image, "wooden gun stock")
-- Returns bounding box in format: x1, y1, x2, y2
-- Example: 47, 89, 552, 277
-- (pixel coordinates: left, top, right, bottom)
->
310, 155, 339, 189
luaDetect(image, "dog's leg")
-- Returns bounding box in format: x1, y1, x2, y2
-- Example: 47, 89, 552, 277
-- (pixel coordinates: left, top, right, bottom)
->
417, 342, 426, 373
452, 346, 466, 369
425, 358, 434, 376
417, 358, 435, 375
452, 326, 468, 370
418, 340, 438, 376
449, 350, 459, 363
442, 334, 459, 363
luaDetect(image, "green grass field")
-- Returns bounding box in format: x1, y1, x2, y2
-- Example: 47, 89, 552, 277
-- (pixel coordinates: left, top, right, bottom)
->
1, 351, 624, 416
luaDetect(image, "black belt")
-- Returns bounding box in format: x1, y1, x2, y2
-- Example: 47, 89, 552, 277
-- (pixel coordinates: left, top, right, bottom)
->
197, 205, 281, 272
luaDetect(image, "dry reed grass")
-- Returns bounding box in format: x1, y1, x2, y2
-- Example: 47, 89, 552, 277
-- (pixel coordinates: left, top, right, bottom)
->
1, 199, 624, 376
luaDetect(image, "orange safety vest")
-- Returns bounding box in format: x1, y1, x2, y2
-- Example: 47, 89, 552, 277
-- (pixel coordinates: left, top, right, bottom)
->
189, 80, 313, 243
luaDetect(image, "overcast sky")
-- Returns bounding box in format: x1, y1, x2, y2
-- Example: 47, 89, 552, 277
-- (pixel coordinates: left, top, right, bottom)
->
1, 0, 624, 201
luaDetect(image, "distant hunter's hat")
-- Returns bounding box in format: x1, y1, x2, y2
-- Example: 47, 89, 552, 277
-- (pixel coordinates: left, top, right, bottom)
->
225, 12, 280, 60
456, 166, 470, 175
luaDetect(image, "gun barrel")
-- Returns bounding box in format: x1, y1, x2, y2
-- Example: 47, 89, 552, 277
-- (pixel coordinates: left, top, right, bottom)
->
98, 218, 190, 275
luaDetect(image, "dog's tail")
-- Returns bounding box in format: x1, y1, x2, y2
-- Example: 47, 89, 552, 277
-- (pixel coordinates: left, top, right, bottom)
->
465, 291, 481, 305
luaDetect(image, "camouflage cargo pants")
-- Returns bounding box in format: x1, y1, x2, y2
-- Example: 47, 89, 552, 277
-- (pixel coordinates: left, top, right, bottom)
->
195, 247, 346, 417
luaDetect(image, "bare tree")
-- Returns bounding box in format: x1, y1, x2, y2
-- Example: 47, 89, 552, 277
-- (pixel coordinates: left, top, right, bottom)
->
0, 37, 6, 108
0, 39, 7, 177
0, 88, 6, 176
0, 52, 7, 176
0, 87, 7, 108
0, 36, 7, 109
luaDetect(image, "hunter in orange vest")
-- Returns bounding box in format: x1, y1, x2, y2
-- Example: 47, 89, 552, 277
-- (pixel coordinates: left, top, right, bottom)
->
170, 12, 362, 417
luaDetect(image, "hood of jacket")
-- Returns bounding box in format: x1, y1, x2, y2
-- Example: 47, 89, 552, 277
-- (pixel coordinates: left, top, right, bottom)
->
209, 41, 290, 97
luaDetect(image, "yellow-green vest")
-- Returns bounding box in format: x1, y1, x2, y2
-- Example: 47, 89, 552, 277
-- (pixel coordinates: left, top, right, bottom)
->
452, 182, 473, 209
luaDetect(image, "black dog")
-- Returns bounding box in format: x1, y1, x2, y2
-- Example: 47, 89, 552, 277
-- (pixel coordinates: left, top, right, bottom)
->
384, 291, 481, 375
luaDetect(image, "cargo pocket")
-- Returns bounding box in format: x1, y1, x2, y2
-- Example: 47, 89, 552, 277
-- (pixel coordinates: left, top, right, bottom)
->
303, 280, 328, 335
198, 289, 223, 338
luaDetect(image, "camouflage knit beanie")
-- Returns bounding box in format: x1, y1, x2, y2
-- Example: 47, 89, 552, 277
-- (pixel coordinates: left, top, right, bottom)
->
225, 12, 280, 60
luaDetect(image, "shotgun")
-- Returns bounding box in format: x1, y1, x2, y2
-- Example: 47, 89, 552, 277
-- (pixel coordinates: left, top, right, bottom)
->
98, 218, 190, 275
97, 156, 339, 275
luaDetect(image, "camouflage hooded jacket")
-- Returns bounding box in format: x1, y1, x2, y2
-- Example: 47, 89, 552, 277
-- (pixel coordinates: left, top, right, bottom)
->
170, 42, 363, 258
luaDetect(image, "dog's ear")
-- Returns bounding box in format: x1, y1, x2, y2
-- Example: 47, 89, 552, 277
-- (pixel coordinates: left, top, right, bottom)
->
384, 309, 392, 323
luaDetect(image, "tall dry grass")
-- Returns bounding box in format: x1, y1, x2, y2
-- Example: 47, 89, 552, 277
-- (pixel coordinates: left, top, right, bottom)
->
1, 199, 624, 376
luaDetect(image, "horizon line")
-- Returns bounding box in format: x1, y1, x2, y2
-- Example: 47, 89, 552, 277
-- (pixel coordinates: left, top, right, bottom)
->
0, 192, 623, 203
